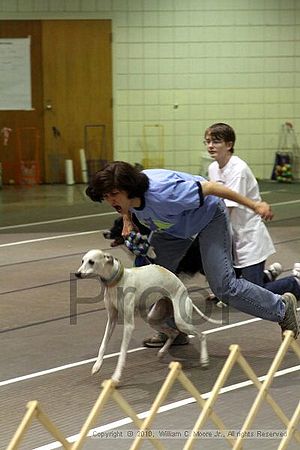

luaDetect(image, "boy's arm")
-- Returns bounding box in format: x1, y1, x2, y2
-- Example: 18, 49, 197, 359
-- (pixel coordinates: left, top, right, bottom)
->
201, 181, 273, 220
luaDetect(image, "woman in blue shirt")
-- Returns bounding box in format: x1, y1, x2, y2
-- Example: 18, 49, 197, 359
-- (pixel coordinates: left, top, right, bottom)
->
86, 161, 299, 345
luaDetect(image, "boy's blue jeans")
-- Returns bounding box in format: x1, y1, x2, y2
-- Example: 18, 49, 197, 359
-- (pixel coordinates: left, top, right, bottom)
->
150, 201, 285, 323
236, 261, 300, 299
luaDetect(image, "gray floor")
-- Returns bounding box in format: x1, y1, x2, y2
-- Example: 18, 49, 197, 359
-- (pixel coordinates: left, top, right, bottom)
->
0, 181, 299, 450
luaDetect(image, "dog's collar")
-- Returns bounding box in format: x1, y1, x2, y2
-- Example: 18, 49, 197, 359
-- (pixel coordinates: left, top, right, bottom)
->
100, 260, 124, 287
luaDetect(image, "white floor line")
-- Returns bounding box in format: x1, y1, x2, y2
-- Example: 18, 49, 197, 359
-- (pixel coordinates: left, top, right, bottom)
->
1, 197, 300, 249
0, 230, 101, 247
271, 199, 300, 207
0, 211, 116, 231
203, 316, 261, 333
2, 307, 299, 388
0, 347, 145, 388
0, 196, 299, 234
204, 306, 300, 335
32, 364, 300, 450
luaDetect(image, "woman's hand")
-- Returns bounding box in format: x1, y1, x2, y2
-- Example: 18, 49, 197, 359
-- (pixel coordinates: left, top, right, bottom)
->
122, 214, 134, 236
254, 201, 273, 221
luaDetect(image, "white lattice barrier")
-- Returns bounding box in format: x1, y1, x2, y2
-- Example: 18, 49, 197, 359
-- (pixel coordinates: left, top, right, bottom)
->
182, 331, 300, 450
7, 331, 300, 450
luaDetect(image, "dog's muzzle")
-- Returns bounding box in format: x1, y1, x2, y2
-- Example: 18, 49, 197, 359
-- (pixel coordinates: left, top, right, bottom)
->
75, 272, 82, 278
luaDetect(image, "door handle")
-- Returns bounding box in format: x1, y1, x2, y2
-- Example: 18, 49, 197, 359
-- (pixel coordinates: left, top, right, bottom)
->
45, 101, 53, 110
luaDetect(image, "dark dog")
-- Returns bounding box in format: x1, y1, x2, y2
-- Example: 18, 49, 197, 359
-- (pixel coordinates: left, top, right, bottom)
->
103, 218, 125, 247
177, 238, 204, 276
103, 215, 151, 248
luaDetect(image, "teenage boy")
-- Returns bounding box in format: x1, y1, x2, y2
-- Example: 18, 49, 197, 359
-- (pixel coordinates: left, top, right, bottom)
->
205, 122, 300, 299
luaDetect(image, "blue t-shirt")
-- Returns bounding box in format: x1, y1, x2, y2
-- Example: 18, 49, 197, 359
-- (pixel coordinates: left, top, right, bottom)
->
131, 169, 219, 239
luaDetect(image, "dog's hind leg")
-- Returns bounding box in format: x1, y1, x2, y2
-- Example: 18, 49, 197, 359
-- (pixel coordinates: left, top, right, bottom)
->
92, 306, 118, 376
175, 326, 209, 368
199, 333, 209, 368
173, 294, 209, 368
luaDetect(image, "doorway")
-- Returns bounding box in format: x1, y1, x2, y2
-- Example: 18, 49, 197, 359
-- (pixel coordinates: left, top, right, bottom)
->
0, 20, 113, 184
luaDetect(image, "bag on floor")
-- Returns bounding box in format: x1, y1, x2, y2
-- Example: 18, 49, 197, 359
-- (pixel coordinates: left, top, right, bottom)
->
271, 152, 293, 182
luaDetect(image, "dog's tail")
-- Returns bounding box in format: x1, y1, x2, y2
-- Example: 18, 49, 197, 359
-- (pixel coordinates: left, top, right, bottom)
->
192, 303, 223, 325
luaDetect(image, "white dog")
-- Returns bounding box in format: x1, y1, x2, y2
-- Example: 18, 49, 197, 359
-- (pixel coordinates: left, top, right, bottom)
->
76, 249, 222, 384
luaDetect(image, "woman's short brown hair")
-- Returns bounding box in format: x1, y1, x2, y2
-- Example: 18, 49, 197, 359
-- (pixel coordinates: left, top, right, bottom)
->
86, 161, 149, 202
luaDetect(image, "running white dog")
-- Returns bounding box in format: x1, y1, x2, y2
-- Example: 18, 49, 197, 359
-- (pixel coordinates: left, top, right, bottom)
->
76, 249, 221, 384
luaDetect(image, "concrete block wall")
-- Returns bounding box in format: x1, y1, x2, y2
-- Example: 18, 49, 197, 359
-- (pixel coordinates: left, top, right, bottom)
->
1, 0, 299, 178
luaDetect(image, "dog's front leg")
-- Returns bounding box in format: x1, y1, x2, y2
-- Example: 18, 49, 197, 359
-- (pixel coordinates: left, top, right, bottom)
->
92, 306, 118, 375
111, 301, 135, 385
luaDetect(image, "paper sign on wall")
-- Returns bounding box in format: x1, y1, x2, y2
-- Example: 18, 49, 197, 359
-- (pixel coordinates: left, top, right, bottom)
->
0, 37, 32, 110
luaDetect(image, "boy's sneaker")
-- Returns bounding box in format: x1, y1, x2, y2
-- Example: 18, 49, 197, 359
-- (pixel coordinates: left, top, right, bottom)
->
279, 293, 299, 339
264, 262, 283, 282
292, 263, 300, 279
143, 332, 189, 348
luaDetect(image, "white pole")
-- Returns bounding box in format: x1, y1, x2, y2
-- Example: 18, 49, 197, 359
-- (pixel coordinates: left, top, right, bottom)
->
79, 148, 88, 183
65, 159, 75, 185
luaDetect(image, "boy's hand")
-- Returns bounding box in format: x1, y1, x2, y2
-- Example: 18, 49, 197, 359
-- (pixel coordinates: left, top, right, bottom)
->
254, 201, 273, 221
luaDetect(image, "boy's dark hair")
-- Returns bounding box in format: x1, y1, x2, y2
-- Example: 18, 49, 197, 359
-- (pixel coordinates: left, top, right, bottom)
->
205, 123, 236, 153
85, 161, 149, 203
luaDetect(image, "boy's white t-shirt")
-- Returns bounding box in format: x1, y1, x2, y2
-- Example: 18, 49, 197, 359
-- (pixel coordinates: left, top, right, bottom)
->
208, 155, 275, 268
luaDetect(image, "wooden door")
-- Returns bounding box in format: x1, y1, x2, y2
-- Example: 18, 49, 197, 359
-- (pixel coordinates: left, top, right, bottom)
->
0, 20, 112, 184
0, 21, 44, 184
42, 20, 113, 183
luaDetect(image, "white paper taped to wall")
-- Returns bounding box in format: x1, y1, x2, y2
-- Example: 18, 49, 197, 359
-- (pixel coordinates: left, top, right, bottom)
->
0, 37, 32, 110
